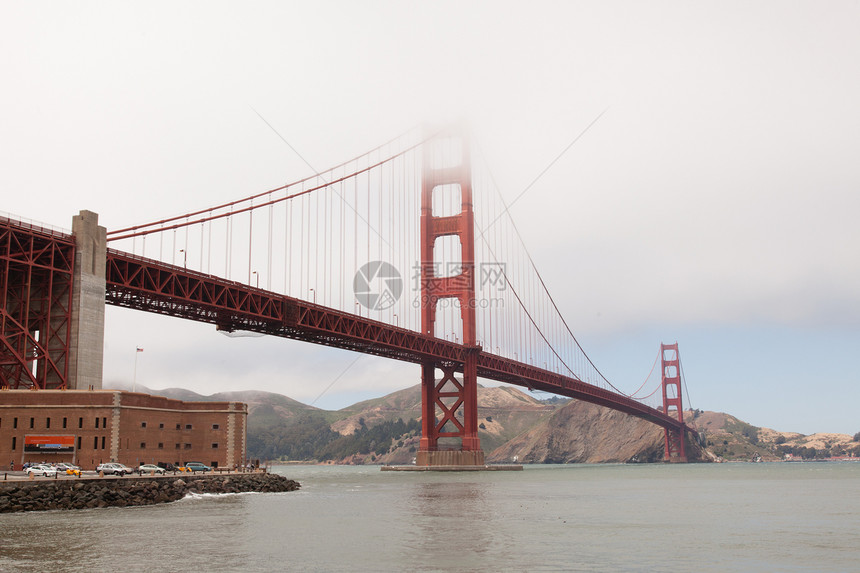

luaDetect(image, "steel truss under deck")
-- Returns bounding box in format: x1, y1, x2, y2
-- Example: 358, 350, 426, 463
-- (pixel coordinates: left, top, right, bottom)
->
0, 217, 75, 389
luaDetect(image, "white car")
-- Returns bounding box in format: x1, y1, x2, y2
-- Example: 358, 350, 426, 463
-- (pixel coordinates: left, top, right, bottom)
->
138, 464, 166, 475
26, 464, 57, 477
96, 462, 134, 476
55, 463, 81, 473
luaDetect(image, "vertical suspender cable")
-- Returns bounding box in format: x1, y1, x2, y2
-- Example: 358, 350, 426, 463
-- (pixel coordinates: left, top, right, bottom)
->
248, 201, 253, 285
267, 196, 273, 291
198, 221, 203, 271
284, 191, 293, 296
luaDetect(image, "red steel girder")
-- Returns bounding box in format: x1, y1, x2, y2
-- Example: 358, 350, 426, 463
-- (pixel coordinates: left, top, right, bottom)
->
105, 251, 467, 365
0, 217, 75, 389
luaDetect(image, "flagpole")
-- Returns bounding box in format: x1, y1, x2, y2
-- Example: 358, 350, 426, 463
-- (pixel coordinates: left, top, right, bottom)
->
133, 347, 143, 392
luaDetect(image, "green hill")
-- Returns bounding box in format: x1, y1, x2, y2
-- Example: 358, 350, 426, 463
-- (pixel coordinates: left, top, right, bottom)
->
106, 381, 857, 463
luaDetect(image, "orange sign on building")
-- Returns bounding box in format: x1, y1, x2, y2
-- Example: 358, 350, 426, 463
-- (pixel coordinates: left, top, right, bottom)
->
24, 435, 76, 454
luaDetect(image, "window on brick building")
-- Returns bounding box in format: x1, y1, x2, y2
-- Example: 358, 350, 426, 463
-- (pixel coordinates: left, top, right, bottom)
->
101, 436, 105, 449
102, 417, 107, 428
93, 436, 98, 449
212, 424, 220, 430
13, 417, 17, 429
29, 417, 34, 429
46, 417, 51, 429
77, 436, 82, 450
95, 417, 99, 429
212, 443, 219, 449
78, 417, 83, 428
12, 436, 16, 451
63, 417, 67, 429
140, 442, 146, 449
176, 424, 181, 430
141, 422, 147, 428
185, 424, 192, 430
175, 443, 180, 449
184, 443, 191, 449
158, 443, 164, 449
159, 423, 164, 429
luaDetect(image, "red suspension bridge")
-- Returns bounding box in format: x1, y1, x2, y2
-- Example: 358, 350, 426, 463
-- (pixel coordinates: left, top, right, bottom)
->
1, 127, 696, 463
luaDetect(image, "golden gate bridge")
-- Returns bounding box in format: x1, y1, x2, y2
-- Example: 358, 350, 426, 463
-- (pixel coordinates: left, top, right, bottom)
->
1, 126, 696, 464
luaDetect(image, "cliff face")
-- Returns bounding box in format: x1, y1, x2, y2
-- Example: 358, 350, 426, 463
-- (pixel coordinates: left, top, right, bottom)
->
487, 399, 706, 463
486, 400, 665, 463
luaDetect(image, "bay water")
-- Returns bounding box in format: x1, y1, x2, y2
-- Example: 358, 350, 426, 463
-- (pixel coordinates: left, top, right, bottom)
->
2, 462, 859, 572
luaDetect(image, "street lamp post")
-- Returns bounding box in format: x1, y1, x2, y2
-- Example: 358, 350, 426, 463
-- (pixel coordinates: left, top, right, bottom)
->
179, 249, 187, 269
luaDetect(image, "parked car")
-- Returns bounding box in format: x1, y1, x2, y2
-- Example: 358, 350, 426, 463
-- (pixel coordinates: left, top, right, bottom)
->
55, 463, 82, 476
138, 464, 166, 475
183, 462, 212, 473
96, 462, 134, 476
26, 464, 57, 477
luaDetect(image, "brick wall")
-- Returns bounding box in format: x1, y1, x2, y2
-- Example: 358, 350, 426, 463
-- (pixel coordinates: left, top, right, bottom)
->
0, 390, 246, 470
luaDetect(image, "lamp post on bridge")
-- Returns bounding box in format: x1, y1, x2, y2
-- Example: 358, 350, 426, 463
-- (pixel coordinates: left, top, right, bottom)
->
309, 288, 315, 304
252, 271, 259, 288
179, 249, 187, 269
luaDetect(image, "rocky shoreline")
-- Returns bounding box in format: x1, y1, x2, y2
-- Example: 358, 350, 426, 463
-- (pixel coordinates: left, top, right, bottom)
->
0, 473, 300, 513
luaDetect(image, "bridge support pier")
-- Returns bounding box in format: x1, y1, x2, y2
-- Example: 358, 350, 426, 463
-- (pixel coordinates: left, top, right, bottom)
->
417, 354, 484, 467
68, 210, 107, 390
665, 428, 687, 463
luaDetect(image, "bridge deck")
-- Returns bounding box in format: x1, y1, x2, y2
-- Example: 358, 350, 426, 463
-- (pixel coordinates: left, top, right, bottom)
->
105, 250, 692, 435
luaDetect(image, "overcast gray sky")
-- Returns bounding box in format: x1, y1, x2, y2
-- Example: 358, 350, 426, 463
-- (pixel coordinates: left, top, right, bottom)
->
3, 2, 859, 435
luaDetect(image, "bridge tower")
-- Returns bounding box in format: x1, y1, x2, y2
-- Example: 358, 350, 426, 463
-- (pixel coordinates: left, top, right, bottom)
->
661, 342, 687, 462
417, 129, 484, 467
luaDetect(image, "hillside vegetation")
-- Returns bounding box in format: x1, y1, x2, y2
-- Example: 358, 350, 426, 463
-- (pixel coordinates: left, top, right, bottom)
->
109, 381, 859, 464
688, 410, 860, 461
